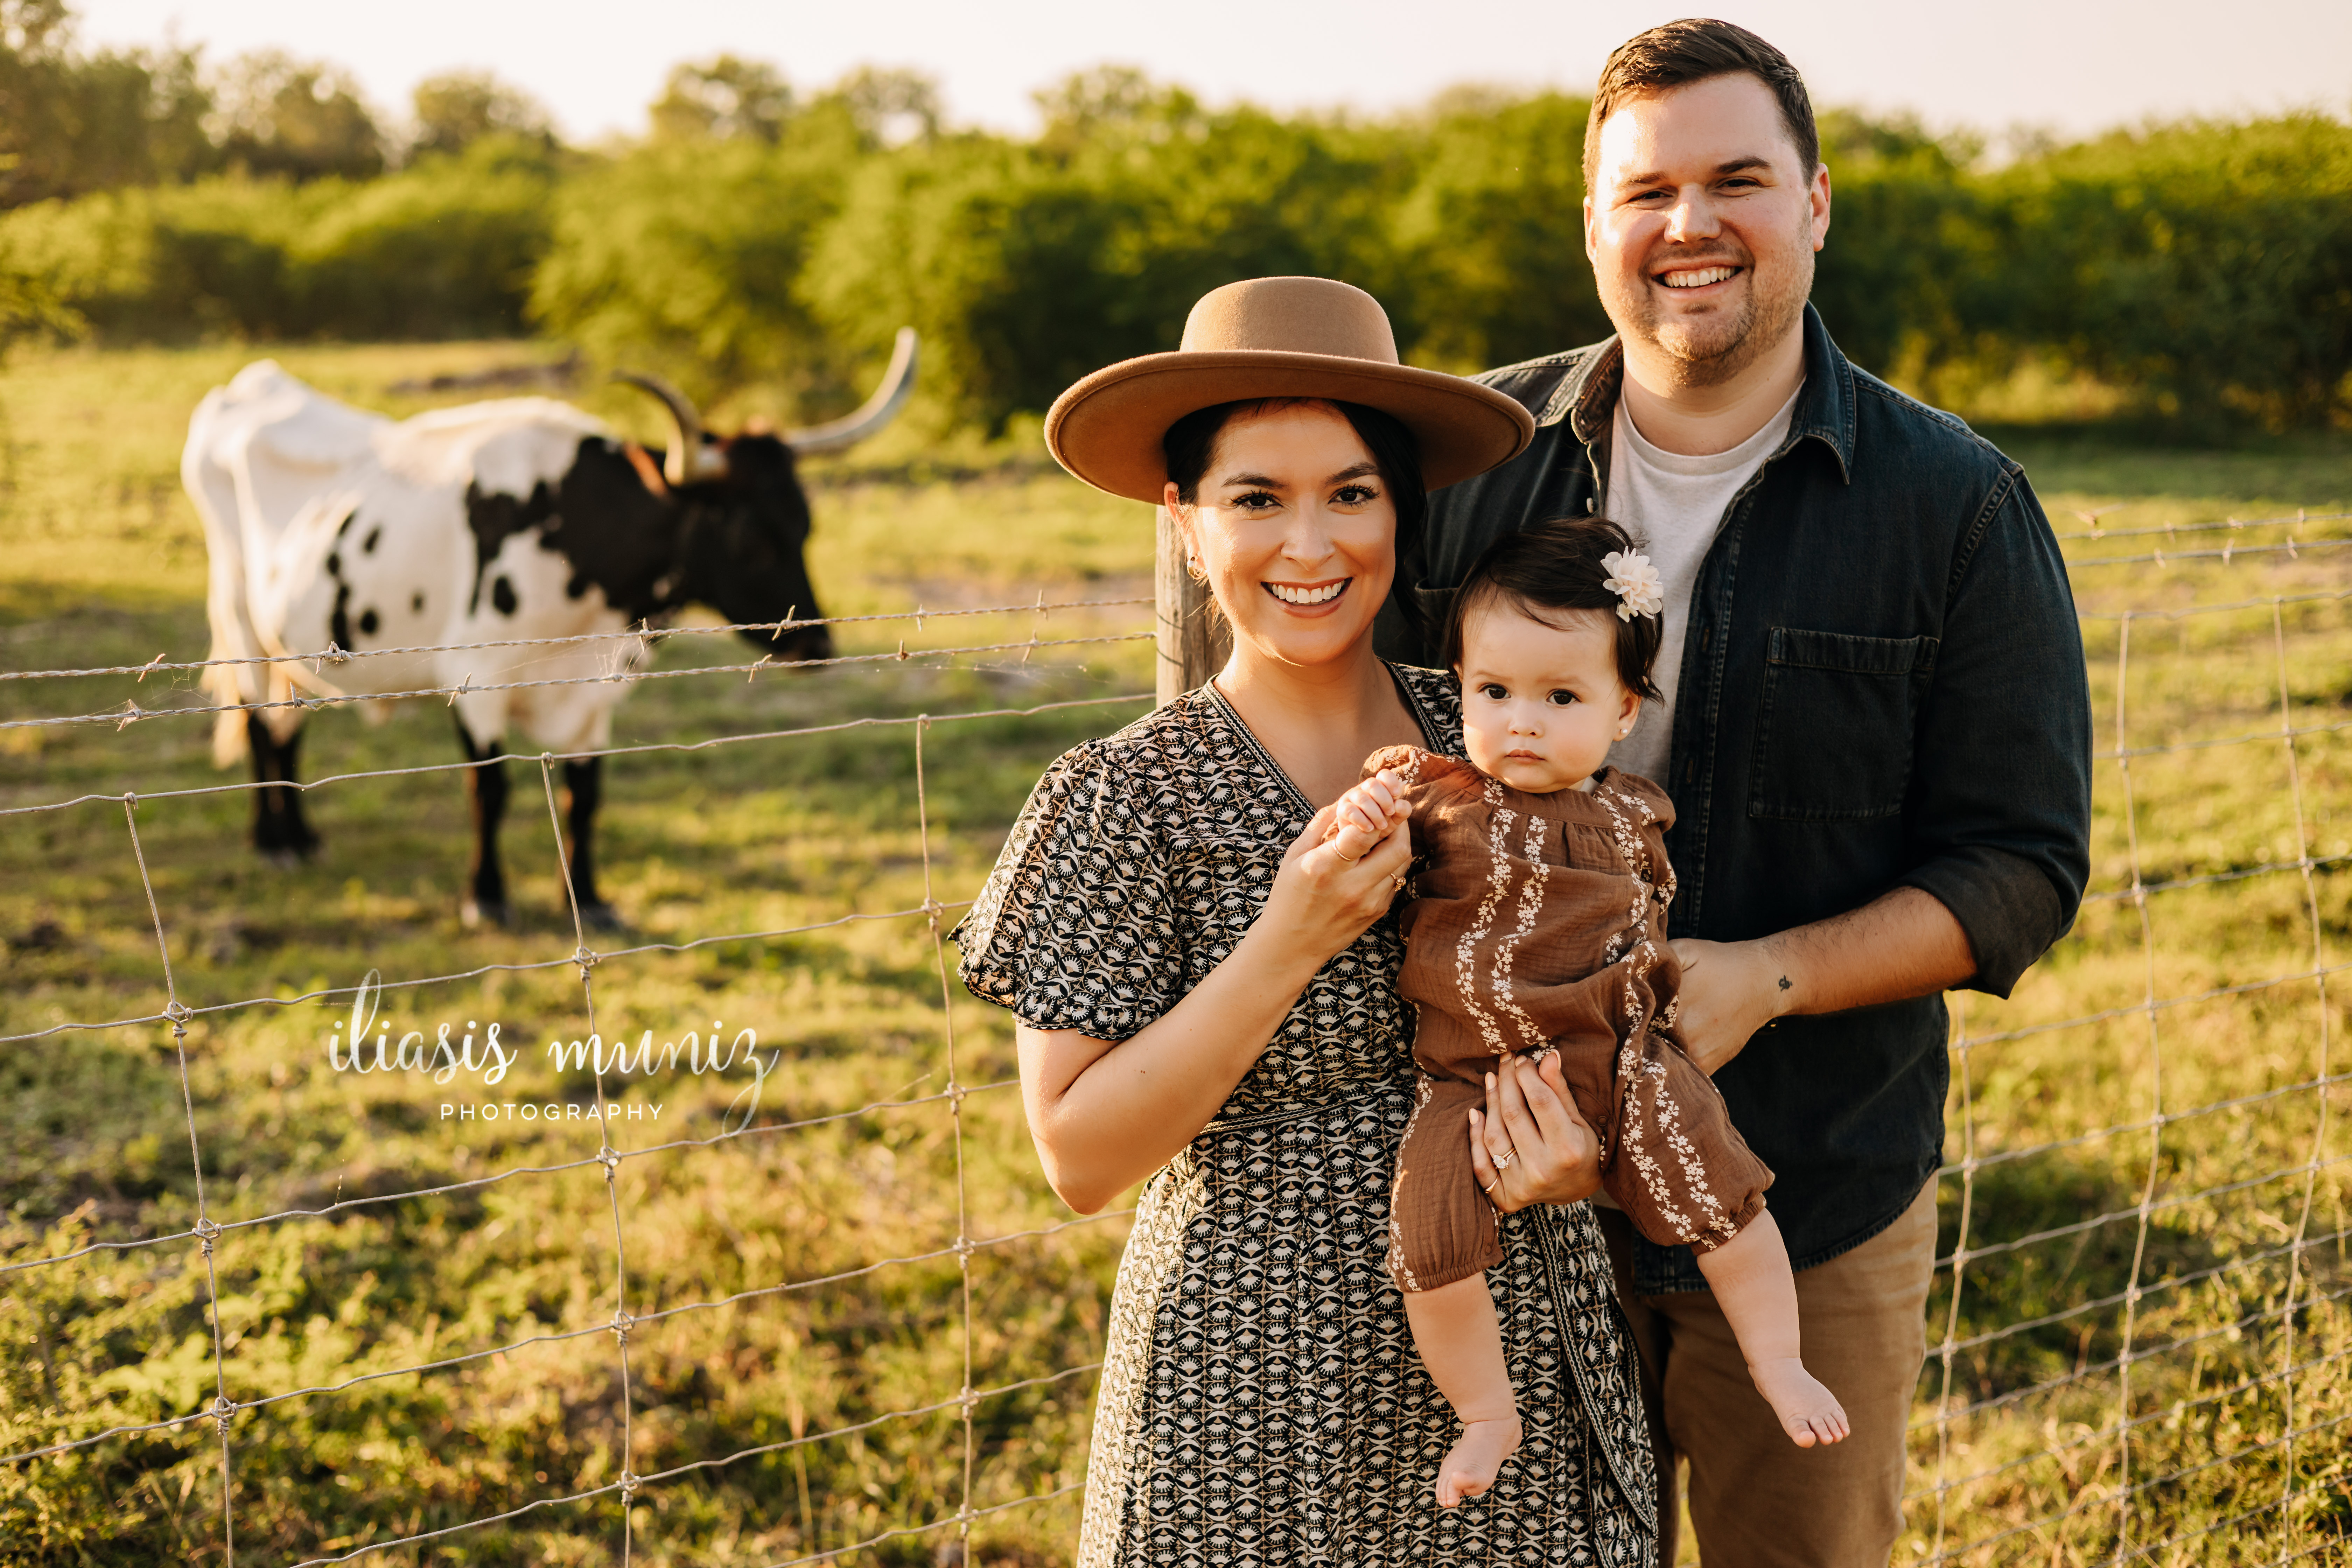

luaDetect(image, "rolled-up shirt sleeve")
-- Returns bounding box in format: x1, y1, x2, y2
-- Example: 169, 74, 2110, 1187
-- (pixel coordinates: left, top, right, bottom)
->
1897, 467, 2093, 996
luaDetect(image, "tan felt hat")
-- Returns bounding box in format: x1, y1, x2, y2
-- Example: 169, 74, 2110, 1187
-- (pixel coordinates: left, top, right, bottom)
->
1045, 276, 1536, 504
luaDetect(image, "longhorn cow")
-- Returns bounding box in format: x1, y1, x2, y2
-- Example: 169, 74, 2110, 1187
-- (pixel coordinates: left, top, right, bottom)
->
181, 332, 917, 928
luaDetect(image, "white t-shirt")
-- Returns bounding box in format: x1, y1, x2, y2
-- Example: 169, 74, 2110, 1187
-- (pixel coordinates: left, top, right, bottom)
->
1602, 383, 1803, 788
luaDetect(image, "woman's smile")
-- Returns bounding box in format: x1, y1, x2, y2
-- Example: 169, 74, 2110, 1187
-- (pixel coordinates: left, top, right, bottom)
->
1264, 577, 1351, 608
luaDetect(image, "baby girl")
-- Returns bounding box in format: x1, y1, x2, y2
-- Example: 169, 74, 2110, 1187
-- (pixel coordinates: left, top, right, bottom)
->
1329, 516, 1847, 1508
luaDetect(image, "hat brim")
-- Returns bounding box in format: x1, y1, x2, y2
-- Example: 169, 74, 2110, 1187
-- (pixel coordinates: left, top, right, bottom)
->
1044, 350, 1536, 505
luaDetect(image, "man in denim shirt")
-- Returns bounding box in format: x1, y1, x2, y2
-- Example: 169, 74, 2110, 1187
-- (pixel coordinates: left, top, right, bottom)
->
1379, 20, 2092, 1566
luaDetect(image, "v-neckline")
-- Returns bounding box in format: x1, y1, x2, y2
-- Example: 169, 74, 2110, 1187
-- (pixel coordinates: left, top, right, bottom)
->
1202, 664, 1451, 821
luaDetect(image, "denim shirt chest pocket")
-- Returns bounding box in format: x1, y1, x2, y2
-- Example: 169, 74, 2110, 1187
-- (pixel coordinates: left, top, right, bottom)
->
1748, 626, 1940, 821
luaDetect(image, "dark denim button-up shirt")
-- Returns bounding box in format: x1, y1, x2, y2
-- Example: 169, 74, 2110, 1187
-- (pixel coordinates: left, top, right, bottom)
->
1379, 305, 2093, 1293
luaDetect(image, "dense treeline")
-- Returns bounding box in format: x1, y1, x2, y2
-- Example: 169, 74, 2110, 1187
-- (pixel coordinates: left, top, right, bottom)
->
1, 1, 2347, 429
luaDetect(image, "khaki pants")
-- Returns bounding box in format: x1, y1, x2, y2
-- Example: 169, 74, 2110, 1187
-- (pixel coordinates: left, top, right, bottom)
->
1598, 1181, 1937, 1567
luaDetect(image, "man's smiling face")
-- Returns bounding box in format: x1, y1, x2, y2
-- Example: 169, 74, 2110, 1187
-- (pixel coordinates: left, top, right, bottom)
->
1583, 72, 1831, 386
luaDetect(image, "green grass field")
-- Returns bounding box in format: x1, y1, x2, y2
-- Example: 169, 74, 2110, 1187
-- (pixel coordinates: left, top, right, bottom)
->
2, 340, 2349, 1565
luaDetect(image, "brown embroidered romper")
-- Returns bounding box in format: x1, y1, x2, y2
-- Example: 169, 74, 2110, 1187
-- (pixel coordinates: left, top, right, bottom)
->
1371, 745, 1773, 1294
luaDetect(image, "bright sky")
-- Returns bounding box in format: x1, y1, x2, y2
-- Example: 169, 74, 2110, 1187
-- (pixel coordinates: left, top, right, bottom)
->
78, 0, 2352, 145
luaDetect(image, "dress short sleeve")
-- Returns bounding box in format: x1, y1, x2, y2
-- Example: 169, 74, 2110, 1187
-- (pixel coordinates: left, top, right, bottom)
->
952, 739, 1181, 1043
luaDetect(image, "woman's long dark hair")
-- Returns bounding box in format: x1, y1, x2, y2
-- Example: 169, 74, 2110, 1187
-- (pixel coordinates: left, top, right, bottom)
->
1162, 397, 1428, 646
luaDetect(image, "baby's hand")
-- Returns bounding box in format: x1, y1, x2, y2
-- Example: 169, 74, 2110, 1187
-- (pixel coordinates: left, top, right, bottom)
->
1325, 770, 1409, 863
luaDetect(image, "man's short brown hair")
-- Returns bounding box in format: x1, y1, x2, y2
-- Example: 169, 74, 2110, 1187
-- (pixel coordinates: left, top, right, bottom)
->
1583, 19, 1820, 194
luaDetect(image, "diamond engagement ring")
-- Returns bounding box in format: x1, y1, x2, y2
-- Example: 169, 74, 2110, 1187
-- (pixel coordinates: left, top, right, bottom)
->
1492, 1148, 1518, 1171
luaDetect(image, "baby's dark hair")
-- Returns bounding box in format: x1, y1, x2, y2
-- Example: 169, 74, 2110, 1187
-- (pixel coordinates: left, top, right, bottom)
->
1440, 516, 1665, 701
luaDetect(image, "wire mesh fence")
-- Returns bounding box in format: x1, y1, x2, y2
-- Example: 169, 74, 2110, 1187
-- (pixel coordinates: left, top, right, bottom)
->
1910, 510, 2352, 1564
1, 506, 2348, 1564
2, 595, 1151, 1563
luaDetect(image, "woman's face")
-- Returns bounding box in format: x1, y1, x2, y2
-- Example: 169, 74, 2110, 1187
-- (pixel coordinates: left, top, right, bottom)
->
1163, 401, 1396, 672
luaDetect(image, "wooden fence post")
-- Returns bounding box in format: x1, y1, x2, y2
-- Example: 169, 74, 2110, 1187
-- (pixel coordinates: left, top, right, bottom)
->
1155, 505, 1230, 706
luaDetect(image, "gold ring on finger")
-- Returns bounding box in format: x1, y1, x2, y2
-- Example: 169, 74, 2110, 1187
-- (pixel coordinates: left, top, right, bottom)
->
1492, 1148, 1517, 1171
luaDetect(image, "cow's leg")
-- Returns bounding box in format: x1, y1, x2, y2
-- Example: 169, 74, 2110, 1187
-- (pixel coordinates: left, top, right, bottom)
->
247, 712, 284, 856
247, 714, 317, 864
272, 726, 319, 859
561, 757, 621, 930
456, 715, 512, 929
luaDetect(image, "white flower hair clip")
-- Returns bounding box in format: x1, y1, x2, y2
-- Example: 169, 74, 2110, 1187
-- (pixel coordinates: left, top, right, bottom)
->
1602, 550, 1665, 621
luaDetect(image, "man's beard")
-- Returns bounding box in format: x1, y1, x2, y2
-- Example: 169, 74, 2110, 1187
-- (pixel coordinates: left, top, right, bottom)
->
1615, 227, 1814, 388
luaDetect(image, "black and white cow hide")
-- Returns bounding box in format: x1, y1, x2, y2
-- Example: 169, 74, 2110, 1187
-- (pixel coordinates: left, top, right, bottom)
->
181, 334, 916, 928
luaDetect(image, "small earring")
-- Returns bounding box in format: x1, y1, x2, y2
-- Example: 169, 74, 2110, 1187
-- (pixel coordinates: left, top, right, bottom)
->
1185, 556, 1208, 584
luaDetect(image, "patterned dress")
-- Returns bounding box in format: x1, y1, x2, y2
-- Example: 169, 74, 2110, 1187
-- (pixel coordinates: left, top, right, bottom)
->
955, 665, 1657, 1567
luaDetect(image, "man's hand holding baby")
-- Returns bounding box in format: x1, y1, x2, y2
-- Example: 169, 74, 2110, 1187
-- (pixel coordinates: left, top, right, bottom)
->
1326, 768, 1412, 863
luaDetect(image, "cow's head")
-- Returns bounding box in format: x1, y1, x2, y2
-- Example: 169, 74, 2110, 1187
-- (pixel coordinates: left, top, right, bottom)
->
616, 330, 917, 666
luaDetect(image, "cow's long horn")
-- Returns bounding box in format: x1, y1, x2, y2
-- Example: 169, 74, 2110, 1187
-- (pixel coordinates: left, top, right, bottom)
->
614, 371, 730, 485
783, 328, 919, 456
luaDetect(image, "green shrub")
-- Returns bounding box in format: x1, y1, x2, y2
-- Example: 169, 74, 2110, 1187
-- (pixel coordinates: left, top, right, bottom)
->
289, 138, 558, 340
1808, 112, 1980, 383
1977, 114, 2352, 428
1387, 90, 1606, 374
0, 139, 558, 343
810, 92, 1405, 430
0, 176, 310, 340
528, 112, 864, 409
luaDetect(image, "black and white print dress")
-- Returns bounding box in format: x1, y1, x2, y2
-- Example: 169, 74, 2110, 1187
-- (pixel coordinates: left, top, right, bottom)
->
954, 665, 1657, 1567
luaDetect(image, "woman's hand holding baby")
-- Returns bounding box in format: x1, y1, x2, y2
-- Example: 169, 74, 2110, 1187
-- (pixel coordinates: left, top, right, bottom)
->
1258, 793, 1415, 980
1325, 768, 1410, 863
1470, 1054, 1603, 1209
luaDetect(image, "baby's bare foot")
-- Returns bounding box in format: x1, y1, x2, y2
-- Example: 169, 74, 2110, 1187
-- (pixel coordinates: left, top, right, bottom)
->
1436, 1415, 1522, 1507
1750, 1357, 1848, 1448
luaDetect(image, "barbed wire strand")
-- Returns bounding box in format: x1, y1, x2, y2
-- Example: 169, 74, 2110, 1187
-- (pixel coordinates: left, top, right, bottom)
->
2055, 506, 2346, 543
0, 596, 1154, 684
0, 630, 1151, 734
121, 793, 236, 1565
0, 689, 1151, 824
2066, 533, 2352, 570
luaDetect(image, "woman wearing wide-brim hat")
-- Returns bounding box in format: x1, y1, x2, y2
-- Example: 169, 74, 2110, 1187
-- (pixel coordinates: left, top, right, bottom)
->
954, 278, 1656, 1561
